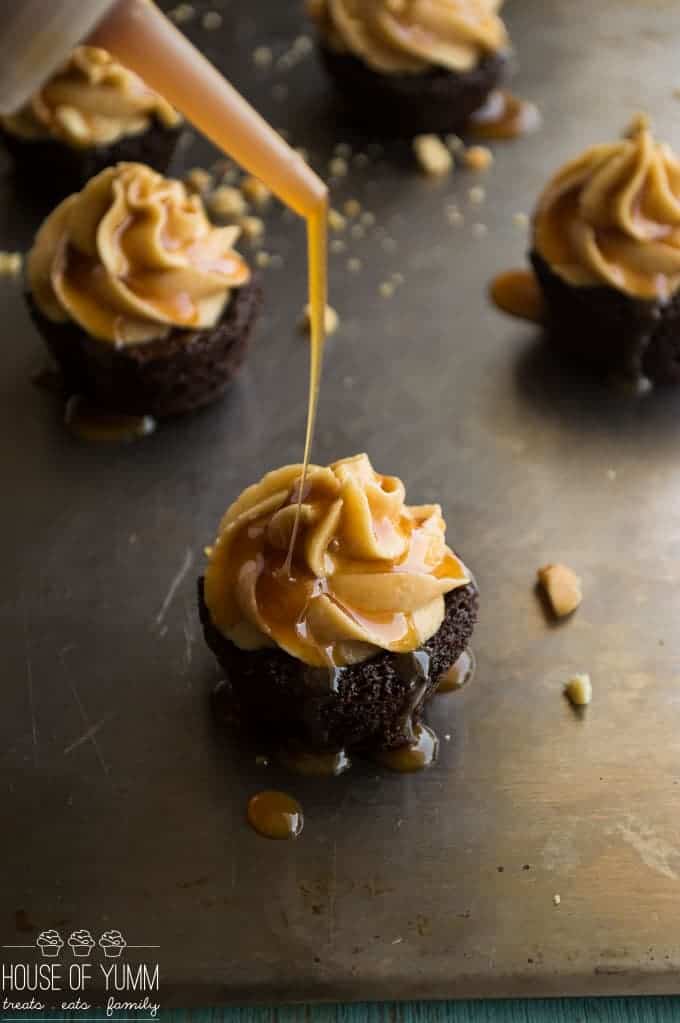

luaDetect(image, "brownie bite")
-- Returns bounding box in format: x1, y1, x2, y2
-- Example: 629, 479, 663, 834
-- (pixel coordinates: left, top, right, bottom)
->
26, 162, 259, 420
0, 47, 182, 200
530, 116, 680, 384
307, 0, 510, 136
200, 454, 479, 756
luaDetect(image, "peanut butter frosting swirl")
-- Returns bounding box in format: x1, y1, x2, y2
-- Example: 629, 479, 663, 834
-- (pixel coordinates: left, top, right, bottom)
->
28, 163, 250, 346
1, 47, 179, 148
309, 0, 508, 74
204, 454, 471, 668
534, 117, 680, 301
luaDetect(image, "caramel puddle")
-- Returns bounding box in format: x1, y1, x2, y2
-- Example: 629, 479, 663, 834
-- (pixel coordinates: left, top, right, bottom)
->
490, 269, 544, 323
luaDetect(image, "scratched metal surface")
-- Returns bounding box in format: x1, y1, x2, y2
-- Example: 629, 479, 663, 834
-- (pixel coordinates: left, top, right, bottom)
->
2, 0, 680, 1007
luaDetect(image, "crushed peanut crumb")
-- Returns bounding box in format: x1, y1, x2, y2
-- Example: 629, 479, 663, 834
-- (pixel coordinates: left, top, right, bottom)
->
537, 563, 583, 618
553, 894, 561, 906
255, 251, 271, 268
169, 3, 195, 23
328, 208, 347, 233
379, 281, 395, 298
329, 157, 348, 178
300, 303, 339, 336
330, 239, 346, 254
344, 199, 362, 218
445, 133, 464, 153
392, 272, 405, 285
350, 224, 365, 240
413, 134, 453, 176
447, 206, 464, 226
184, 167, 213, 194
464, 145, 493, 172
209, 185, 247, 218
253, 46, 273, 67
513, 211, 529, 228
238, 215, 265, 243
565, 675, 592, 707
334, 142, 351, 159
201, 10, 222, 29
0, 251, 22, 277
360, 211, 376, 227
241, 176, 271, 208
468, 185, 486, 204
347, 257, 362, 273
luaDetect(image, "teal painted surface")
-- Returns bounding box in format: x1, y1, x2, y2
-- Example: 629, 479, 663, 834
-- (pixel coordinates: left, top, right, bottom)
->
164, 1000, 680, 1022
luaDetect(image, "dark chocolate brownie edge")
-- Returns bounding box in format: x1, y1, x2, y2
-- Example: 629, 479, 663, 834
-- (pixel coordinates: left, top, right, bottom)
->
0, 119, 182, 203
317, 44, 509, 136
27, 276, 262, 418
530, 249, 680, 384
198, 575, 479, 754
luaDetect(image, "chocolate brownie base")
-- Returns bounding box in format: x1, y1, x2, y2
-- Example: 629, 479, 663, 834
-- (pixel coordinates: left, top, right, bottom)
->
531, 249, 680, 385
0, 119, 182, 203
198, 577, 479, 753
27, 277, 261, 418
318, 44, 508, 136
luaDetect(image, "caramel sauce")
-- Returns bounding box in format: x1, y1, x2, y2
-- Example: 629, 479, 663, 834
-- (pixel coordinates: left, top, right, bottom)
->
92, 0, 329, 526
278, 748, 351, 777
65, 395, 156, 442
375, 723, 439, 773
246, 790, 303, 840
469, 90, 541, 141
436, 648, 476, 693
489, 269, 544, 323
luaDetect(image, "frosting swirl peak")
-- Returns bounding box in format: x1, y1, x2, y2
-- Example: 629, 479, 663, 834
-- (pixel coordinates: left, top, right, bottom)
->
204, 454, 471, 667
28, 163, 250, 345
1, 46, 179, 147
309, 0, 508, 74
534, 116, 680, 300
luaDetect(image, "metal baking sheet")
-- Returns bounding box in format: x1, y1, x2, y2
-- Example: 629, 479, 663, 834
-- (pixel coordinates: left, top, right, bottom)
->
2, 0, 680, 1007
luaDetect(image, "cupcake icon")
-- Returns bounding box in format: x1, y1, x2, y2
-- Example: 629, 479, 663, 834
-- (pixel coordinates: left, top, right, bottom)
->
99, 929, 127, 958
36, 930, 64, 959
68, 929, 95, 958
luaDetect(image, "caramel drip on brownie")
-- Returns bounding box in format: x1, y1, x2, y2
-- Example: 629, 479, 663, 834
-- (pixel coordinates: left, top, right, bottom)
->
469, 90, 540, 141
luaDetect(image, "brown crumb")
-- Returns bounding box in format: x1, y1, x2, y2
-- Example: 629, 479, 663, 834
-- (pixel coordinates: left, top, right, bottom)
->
344, 199, 362, 219
464, 145, 493, 172
413, 134, 453, 176
537, 563, 583, 618
184, 168, 213, 195
241, 176, 271, 208
0, 251, 22, 277
300, 303, 339, 336
255, 251, 271, 268
209, 185, 247, 219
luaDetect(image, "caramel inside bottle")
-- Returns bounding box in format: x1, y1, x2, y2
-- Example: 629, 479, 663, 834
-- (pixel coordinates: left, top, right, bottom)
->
92, 0, 328, 518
